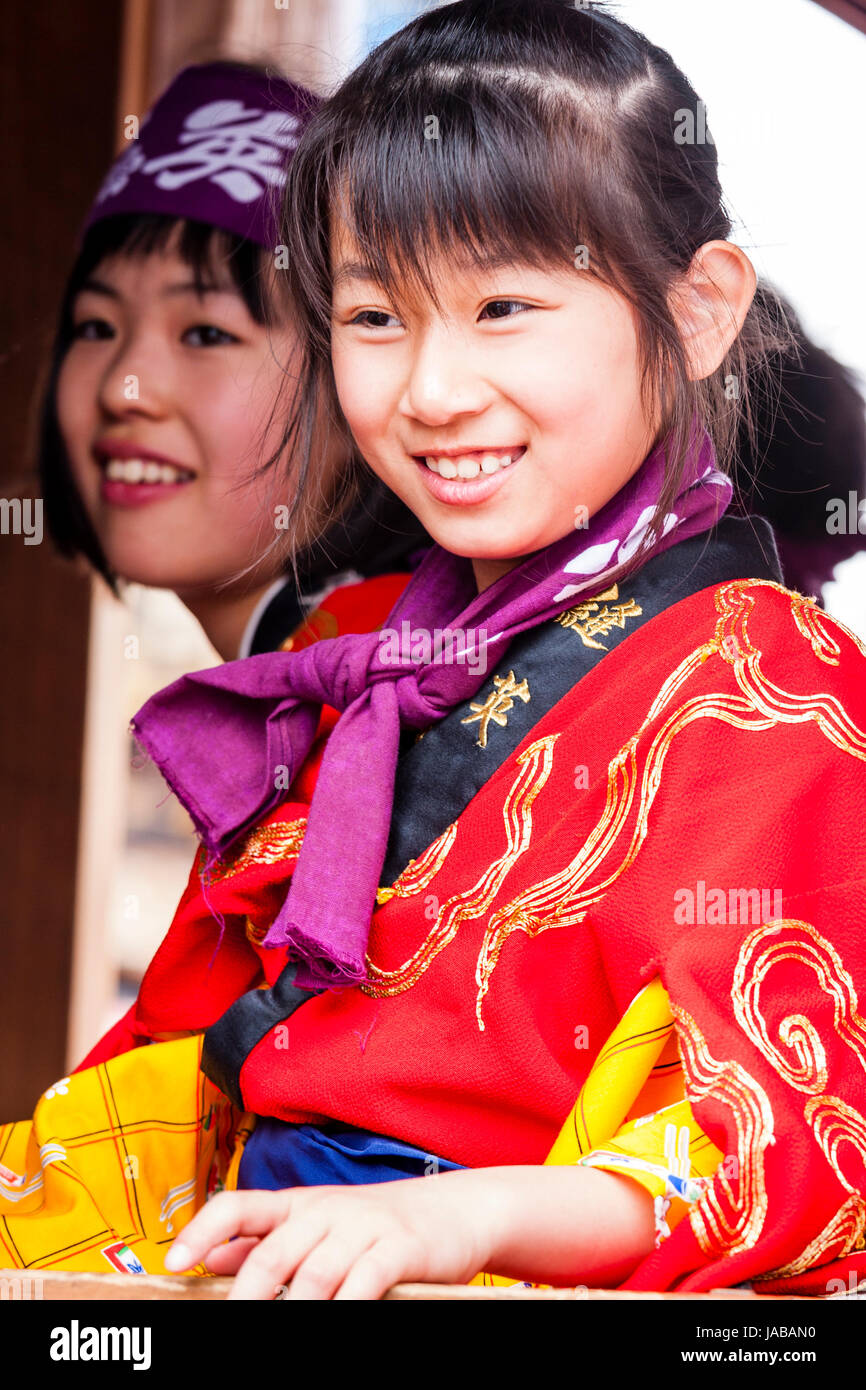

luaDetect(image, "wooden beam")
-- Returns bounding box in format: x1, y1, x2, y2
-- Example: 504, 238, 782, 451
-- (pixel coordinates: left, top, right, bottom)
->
0, 1268, 819, 1300
0, 1, 125, 1115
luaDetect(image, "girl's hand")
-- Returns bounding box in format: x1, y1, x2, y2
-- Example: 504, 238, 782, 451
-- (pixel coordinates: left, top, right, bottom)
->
164, 1169, 504, 1300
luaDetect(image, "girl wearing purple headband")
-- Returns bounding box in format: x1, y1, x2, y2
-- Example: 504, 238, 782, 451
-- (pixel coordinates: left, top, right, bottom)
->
40, 60, 426, 659
4, 2, 866, 1302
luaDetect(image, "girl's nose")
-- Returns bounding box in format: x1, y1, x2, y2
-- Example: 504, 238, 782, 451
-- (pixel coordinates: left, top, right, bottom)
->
97, 334, 171, 420
398, 325, 495, 426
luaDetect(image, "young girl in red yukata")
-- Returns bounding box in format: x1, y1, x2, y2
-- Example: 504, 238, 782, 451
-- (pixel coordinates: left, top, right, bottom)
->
5, 0, 865, 1301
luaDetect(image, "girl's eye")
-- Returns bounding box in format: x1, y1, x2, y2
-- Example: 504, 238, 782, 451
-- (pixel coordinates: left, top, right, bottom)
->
182, 324, 241, 347
479, 300, 533, 321
71, 318, 115, 341
349, 310, 402, 330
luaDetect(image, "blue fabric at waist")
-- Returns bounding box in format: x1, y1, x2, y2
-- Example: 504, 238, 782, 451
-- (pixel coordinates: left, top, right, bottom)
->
238, 1116, 466, 1190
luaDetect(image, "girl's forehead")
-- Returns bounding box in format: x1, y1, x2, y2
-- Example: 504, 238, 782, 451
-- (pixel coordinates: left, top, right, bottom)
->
85, 244, 238, 296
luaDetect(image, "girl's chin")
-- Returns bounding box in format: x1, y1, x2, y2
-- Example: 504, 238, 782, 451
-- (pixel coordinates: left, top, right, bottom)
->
423, 519, 550, 563
101, 546, 237, 594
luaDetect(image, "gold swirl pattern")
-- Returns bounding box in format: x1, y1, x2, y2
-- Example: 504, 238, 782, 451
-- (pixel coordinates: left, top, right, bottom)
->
804, 1095, 866, 1198
375, 821, 459, 906
200, 818, 306, 885
756, 1194, 866, 1280
714, 582, 866, 762
732, 920, 866, 1279
787, 590, 843, 665
673, 1004, 775, 1258
362, 735, 559, 1003
733, 921, 866, 1095
365, 581, 866, 1028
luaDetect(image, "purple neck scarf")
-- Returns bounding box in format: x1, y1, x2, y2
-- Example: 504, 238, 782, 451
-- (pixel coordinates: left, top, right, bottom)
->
132, 432, 731, 990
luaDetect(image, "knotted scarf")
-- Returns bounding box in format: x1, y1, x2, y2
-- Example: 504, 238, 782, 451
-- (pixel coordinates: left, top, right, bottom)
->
132, 431, 731, 990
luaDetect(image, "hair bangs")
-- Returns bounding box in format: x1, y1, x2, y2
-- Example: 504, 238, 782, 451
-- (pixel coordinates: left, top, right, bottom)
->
72, 214, 273, 324
328, 67, 620, 315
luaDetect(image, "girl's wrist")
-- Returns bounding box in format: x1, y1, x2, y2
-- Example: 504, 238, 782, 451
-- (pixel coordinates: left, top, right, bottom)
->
430, 1162, 655, 1289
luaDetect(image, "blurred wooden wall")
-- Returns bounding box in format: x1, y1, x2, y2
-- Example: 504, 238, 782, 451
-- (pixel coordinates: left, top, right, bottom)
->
0, 3, 125, 1113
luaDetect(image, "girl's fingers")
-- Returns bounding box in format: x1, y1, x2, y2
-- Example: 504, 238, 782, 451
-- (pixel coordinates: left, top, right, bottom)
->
202, 1235, 259, 1275
331, 1239, 415, 1301
227, 1211, 335, 1300
164, 1189, 294, 1271
280, 1229, 380, 1301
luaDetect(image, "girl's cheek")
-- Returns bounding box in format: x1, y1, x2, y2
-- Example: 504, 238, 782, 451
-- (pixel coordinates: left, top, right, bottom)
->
333, 372, 385, 452
56, 355, 99, 491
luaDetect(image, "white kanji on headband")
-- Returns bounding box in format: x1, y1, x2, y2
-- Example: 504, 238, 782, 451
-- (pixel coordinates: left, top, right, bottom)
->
96, 99, 303, 206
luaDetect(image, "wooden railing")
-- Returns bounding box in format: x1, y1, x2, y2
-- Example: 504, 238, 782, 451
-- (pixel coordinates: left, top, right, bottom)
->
0, 1269, 815, 1300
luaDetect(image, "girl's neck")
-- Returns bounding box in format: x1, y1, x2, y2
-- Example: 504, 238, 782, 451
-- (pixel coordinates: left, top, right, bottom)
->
179, 580, 284, 661
471, 555, 526, 594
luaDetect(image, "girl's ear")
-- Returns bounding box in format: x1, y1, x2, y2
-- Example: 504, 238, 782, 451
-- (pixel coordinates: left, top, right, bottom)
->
670, 240, 758, 382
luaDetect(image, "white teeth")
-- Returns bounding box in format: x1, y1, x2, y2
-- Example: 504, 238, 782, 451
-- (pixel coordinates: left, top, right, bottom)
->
105, 457, 191, 484
423, 449, 521, 479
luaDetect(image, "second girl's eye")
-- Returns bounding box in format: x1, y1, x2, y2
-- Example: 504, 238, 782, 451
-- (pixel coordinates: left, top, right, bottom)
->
71, 317, 115, 341
182, 324, 241, 347
349, 309, 402, 330
479, 300, 533, 321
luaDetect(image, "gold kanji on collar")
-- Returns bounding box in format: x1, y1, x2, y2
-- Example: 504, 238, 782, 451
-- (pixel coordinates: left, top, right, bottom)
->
555, 583, 642, 650
461, 670, 531, 748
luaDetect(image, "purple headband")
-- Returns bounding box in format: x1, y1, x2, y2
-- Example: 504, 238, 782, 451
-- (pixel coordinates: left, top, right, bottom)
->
82, 62, 317, 249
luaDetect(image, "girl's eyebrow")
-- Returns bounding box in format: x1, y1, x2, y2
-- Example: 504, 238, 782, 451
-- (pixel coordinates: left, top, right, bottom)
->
79, 276, 119, 298
332, 260, 381, 289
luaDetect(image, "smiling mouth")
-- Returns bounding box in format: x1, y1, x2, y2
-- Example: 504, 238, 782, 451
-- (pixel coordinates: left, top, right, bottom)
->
100, 457, 196, 485
414, 446, 526, 479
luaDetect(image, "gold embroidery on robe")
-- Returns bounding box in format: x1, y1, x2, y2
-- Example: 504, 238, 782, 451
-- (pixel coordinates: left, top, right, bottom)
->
461, 671, 530, 748
805, 1095, 866, 1199
555, 583, 643, 650
673, 1004, 775, 1258
473, 583, 866, 1022
369, 582, 866, 1028
756, 1194, 866, 1280
733, 920, 866, 1096
731, 919, 866, 1279
375, 821, 459, 906
363, 735, 558, 1001
201, 818, 306, 886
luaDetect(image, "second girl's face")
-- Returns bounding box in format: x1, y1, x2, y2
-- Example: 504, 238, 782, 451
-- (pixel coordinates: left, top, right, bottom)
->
330, 222, 658, 569
57, 230, 298, 596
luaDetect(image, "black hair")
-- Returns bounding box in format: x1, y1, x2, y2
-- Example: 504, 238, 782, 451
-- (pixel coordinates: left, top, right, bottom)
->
276, 0, 798, 569
731, 286, 866, 599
